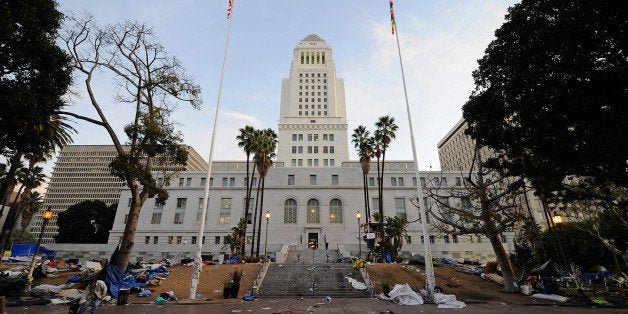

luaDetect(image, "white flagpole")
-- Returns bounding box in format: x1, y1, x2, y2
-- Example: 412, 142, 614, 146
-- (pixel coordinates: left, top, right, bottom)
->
391, 2, 436, 301
189, 0, 235, 300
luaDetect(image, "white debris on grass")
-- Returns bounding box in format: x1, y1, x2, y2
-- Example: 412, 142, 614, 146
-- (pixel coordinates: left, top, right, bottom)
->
433, 293, 466, 309
387, 283, 424, 305
531, 293, 569, 302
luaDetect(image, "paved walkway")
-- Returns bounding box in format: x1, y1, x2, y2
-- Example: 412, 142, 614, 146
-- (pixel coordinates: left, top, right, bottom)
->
9, 298, 624, 314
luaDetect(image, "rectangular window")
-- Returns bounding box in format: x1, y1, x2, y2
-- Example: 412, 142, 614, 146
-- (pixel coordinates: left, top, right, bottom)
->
420, 177, 426, 186
209, 178, 213, 186
455, 177, 462, 186
391, 177, 397, 186
196, 198, 207, 224
476, 235, 482, 243
313, 159, 319, 166
222, 178, 228, 187
330, 159, 335, 166
308, 134, 313, 141
308, 146, 313, 154
298, 134, 303, 141
153, 236, 159, 244
329, 134, 334, 141
292, 134, 297, 141
369, 177, 375, 186
394, 197, 407, 220
323, 146, 328, 154
307, 159, 313, 166
434, 177, 440, 186
292, 146, 297, 154
186, 178, 192, 186
174, 198, 187, 224
429, 235, 435, 244
412, 177, 417, 186
329, 146, 334, 154
441, 177, 447, 186
313, 134, 319, 141
298, 159, 303, 166
310, 175, 317, 185
453, 235, 458, 243
444, 235, 450, 243
288, 175, 295, 186
298, 146, 303, 153
201, 177, 206, 186
144, 236, 150, 244
219, 198, 231, 224
215, 236, 221, 244
179, 178, 184, 187
151, 200, 163, 224
323, 159, 328, 166
168, 236, 174, 244
398, 177, 404, 186
406, 236, 412, 244
291, 159, 297, 166
323, 134, 328, 141
229, 177, 235, 187
372, 198, 380, 215
313, 146, 318, 153
191, 236, 197, 244
176, 236, 182, 244
331, 175, 339, 185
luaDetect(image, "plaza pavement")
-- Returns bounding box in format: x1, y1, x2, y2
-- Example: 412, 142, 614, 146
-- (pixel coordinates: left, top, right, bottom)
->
9, 297, 625, 314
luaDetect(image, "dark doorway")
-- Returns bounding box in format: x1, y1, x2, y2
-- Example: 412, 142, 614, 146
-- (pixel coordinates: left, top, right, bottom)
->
308, 232, 318, 249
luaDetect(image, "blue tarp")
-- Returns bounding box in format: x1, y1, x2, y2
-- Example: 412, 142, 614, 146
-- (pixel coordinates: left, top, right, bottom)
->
105, 264, 126, 298
10, 243, 56, 259
583, 271, 612, 281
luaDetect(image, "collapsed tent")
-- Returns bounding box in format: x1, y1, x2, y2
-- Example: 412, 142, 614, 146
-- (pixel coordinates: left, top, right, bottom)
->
10, 243, 56, 259
388, 283, 424, 305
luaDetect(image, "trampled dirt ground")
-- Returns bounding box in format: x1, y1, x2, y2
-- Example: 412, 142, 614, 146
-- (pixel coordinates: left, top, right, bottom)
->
37, 262, 536, 304
34, 262, 625, 306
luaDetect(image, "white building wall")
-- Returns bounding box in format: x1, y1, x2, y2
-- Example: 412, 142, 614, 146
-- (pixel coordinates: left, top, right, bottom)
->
108, 161, 516, 262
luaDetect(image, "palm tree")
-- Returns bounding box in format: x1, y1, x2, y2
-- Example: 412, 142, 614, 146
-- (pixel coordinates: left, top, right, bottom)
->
252, 129, 277, 258
351, 126, 374, 224
374, 116, 398, 222
236, 125, 256, 255
19, 191, 43, 230
0, 165, 46, 250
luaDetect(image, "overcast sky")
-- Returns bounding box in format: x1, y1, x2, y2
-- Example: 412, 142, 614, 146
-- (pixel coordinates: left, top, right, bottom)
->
51, 0, 518, 175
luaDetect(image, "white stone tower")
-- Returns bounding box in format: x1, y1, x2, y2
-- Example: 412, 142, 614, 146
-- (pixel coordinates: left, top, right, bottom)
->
276, 34, 349, 167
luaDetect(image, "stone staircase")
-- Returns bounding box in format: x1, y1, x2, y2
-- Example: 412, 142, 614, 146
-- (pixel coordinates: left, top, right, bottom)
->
256, 248, 370, 298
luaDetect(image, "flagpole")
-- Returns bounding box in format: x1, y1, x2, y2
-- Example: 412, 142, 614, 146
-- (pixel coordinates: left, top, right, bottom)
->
189, 0, 235, 300
391, 1, 436, 301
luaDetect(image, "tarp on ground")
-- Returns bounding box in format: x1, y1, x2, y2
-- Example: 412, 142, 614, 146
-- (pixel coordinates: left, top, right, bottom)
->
105, 264, 126, 298
10, 243, 56, 259
388, 283, 424, 305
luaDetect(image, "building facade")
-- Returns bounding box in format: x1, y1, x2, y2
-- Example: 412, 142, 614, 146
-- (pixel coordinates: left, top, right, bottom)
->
32, 145, 207, 243
276, 34, 350, 167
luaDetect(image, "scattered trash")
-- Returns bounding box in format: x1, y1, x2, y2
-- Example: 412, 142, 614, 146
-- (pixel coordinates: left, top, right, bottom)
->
531, 293, 569, 302
345, 277, 367, 290
433, 293, 466, 309
325, 296, 331, 302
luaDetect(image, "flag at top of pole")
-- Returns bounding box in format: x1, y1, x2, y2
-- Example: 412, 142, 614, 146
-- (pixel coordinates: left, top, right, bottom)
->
390, 0, 396, 34
227, 0, 233, 19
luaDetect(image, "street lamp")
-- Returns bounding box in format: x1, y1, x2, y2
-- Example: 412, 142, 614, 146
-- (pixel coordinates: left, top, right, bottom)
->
356, 211, 362, 259
551, 211, 568, 269
264, 211, 270, 263
27, 206, 53, 291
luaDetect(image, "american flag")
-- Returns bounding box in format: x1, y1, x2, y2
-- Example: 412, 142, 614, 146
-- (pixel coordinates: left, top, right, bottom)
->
227, 0, 233, 19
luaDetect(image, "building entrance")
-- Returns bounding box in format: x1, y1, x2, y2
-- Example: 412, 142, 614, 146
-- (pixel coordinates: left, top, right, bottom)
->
308, 232, 319, 249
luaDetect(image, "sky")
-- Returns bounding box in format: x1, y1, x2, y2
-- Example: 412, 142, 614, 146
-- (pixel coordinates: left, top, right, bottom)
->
51, 0, 519, 175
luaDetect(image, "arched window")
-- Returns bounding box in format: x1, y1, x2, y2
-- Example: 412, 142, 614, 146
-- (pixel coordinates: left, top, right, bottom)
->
307, 199, 320, 224
329, 198, 343, 223
284, 199, 297, 224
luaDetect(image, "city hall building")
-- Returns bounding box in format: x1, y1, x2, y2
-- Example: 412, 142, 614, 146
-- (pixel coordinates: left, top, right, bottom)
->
41, 35, 542, 262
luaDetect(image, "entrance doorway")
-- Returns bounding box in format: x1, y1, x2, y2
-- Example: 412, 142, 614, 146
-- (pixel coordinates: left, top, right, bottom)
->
307, 232, 318, 249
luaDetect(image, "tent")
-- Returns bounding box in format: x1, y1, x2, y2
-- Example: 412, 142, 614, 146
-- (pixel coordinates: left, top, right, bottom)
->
10, 243, 56, 259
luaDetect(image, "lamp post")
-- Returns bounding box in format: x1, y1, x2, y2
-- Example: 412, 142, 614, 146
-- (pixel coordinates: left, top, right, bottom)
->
551, 211, 568, 269
27, 206, 53, 291
264, 211, 270, 262
356, 211, 362, 259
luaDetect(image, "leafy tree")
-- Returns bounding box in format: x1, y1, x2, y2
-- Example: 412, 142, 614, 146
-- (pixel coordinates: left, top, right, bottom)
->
0, 0, 74, 224
419, 148, 526, 293
18, 191, 44, 230
462, 0, 628, 205
9, 228, 36, 244
352, 126, 374, 224
372, 213, 407, 261
56, 200, 116, 243
236, 126, 256, 255
61, 16, 201, 269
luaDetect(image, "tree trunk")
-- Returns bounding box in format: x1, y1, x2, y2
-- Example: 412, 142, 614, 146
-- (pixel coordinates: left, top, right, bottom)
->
115, 181, 148, 269
255, 178, 265, 258
249, 178, 262, 257
379, 151, 386, 222
241, 154, 251, 255
488, 233, 516, 293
